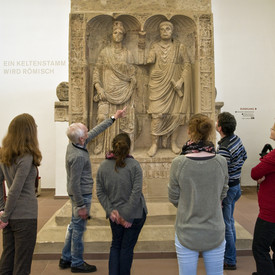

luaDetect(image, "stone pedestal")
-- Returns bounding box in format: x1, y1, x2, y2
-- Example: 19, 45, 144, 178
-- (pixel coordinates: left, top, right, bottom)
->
36, 149, 253, 256
35, 200, 252, 256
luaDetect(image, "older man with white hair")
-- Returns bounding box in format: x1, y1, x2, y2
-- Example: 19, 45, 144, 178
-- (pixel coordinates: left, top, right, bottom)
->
59, 107, 126, 273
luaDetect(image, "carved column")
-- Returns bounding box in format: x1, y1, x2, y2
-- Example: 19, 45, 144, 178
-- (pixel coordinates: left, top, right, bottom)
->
198, 14, 215, 119
69, 14, 87, 124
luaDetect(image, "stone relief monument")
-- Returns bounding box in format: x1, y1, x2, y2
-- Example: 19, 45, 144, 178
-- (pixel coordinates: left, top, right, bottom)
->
54, 0, 222, 200
86, 14, 198, 157
37, 0, 247, 257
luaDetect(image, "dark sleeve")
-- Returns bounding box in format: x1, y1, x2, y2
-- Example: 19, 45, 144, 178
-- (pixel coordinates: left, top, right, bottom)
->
0, 167, 5, 211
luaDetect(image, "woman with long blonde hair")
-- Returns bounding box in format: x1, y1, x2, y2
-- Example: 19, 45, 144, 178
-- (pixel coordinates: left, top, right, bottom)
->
0, 113, 42, 275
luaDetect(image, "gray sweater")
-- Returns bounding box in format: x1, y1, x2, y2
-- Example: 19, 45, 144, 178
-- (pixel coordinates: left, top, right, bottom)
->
96, 158, 147, 222
168, 154, 229, 251
66, 118, 113, 207
0, 154, 38, 223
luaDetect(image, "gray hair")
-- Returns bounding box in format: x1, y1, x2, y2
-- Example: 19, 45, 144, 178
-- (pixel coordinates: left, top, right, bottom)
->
66, 123, 85, 144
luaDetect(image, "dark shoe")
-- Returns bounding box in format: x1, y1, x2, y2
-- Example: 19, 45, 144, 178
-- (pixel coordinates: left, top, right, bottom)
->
71, 262, 97, 273
224, 263, 237, 270
59, 258, 71, 269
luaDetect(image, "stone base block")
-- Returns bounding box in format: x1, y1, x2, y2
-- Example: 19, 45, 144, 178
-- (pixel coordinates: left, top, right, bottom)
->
35, 200, 252, 255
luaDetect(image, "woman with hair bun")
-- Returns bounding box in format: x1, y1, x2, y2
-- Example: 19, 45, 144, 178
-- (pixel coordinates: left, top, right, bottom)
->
96, 133, 147, 275
168, 113, 229, 275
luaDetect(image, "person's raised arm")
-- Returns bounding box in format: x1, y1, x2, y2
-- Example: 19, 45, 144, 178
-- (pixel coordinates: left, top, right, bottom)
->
86, 107, 127, 143
113, 106, 127, 120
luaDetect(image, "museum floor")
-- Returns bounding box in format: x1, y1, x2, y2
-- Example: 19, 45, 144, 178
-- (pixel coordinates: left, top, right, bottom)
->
1, 188, 259, 274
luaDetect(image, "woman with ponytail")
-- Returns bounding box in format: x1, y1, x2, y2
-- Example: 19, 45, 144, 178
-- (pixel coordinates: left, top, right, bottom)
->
96, 133, 147, 275
168, 113, 229, 275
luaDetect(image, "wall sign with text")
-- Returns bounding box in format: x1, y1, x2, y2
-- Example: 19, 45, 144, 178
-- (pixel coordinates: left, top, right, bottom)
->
235, 107, 257, 119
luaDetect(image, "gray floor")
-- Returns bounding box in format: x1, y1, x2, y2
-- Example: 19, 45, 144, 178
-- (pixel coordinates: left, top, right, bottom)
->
1, 188, 259, 274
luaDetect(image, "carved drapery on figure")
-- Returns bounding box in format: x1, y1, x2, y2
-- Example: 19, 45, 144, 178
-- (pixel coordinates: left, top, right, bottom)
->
93, 47, 135, 105
146, 21, 193, 157
92, 21, 137, 154
147, 41, 192, 135
86, 16, 198, 156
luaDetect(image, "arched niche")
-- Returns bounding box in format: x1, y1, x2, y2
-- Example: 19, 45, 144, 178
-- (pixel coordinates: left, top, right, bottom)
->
84, 13, 201, 152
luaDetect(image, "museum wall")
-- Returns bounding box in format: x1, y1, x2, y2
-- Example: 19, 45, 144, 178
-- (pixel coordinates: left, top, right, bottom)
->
212, 0, 275, 186
0, 0, 274, 194
0, 0, 70, 190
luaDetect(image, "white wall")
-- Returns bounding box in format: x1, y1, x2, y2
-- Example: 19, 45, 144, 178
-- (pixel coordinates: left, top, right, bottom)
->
1, 0, 274, 195
212, 0, 275, 185
0, 0, 70, 190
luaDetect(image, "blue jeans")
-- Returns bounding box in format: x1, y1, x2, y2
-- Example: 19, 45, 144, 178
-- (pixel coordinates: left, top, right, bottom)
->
109, 211, 146, 275
222, 184, 241, 265
252, 217, 275, 275
61, 194, 92, 267
175, 234, 225, 275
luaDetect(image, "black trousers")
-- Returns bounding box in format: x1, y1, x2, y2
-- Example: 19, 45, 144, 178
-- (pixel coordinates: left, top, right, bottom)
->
109, 212, 146, 275
0, 219, 37, 275
252, 217, 275, 275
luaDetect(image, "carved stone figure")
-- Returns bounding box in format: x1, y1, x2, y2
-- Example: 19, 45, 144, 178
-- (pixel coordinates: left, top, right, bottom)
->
56, 82, 69, 101
147, 21, 193, 157
93, 21, 137, 154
